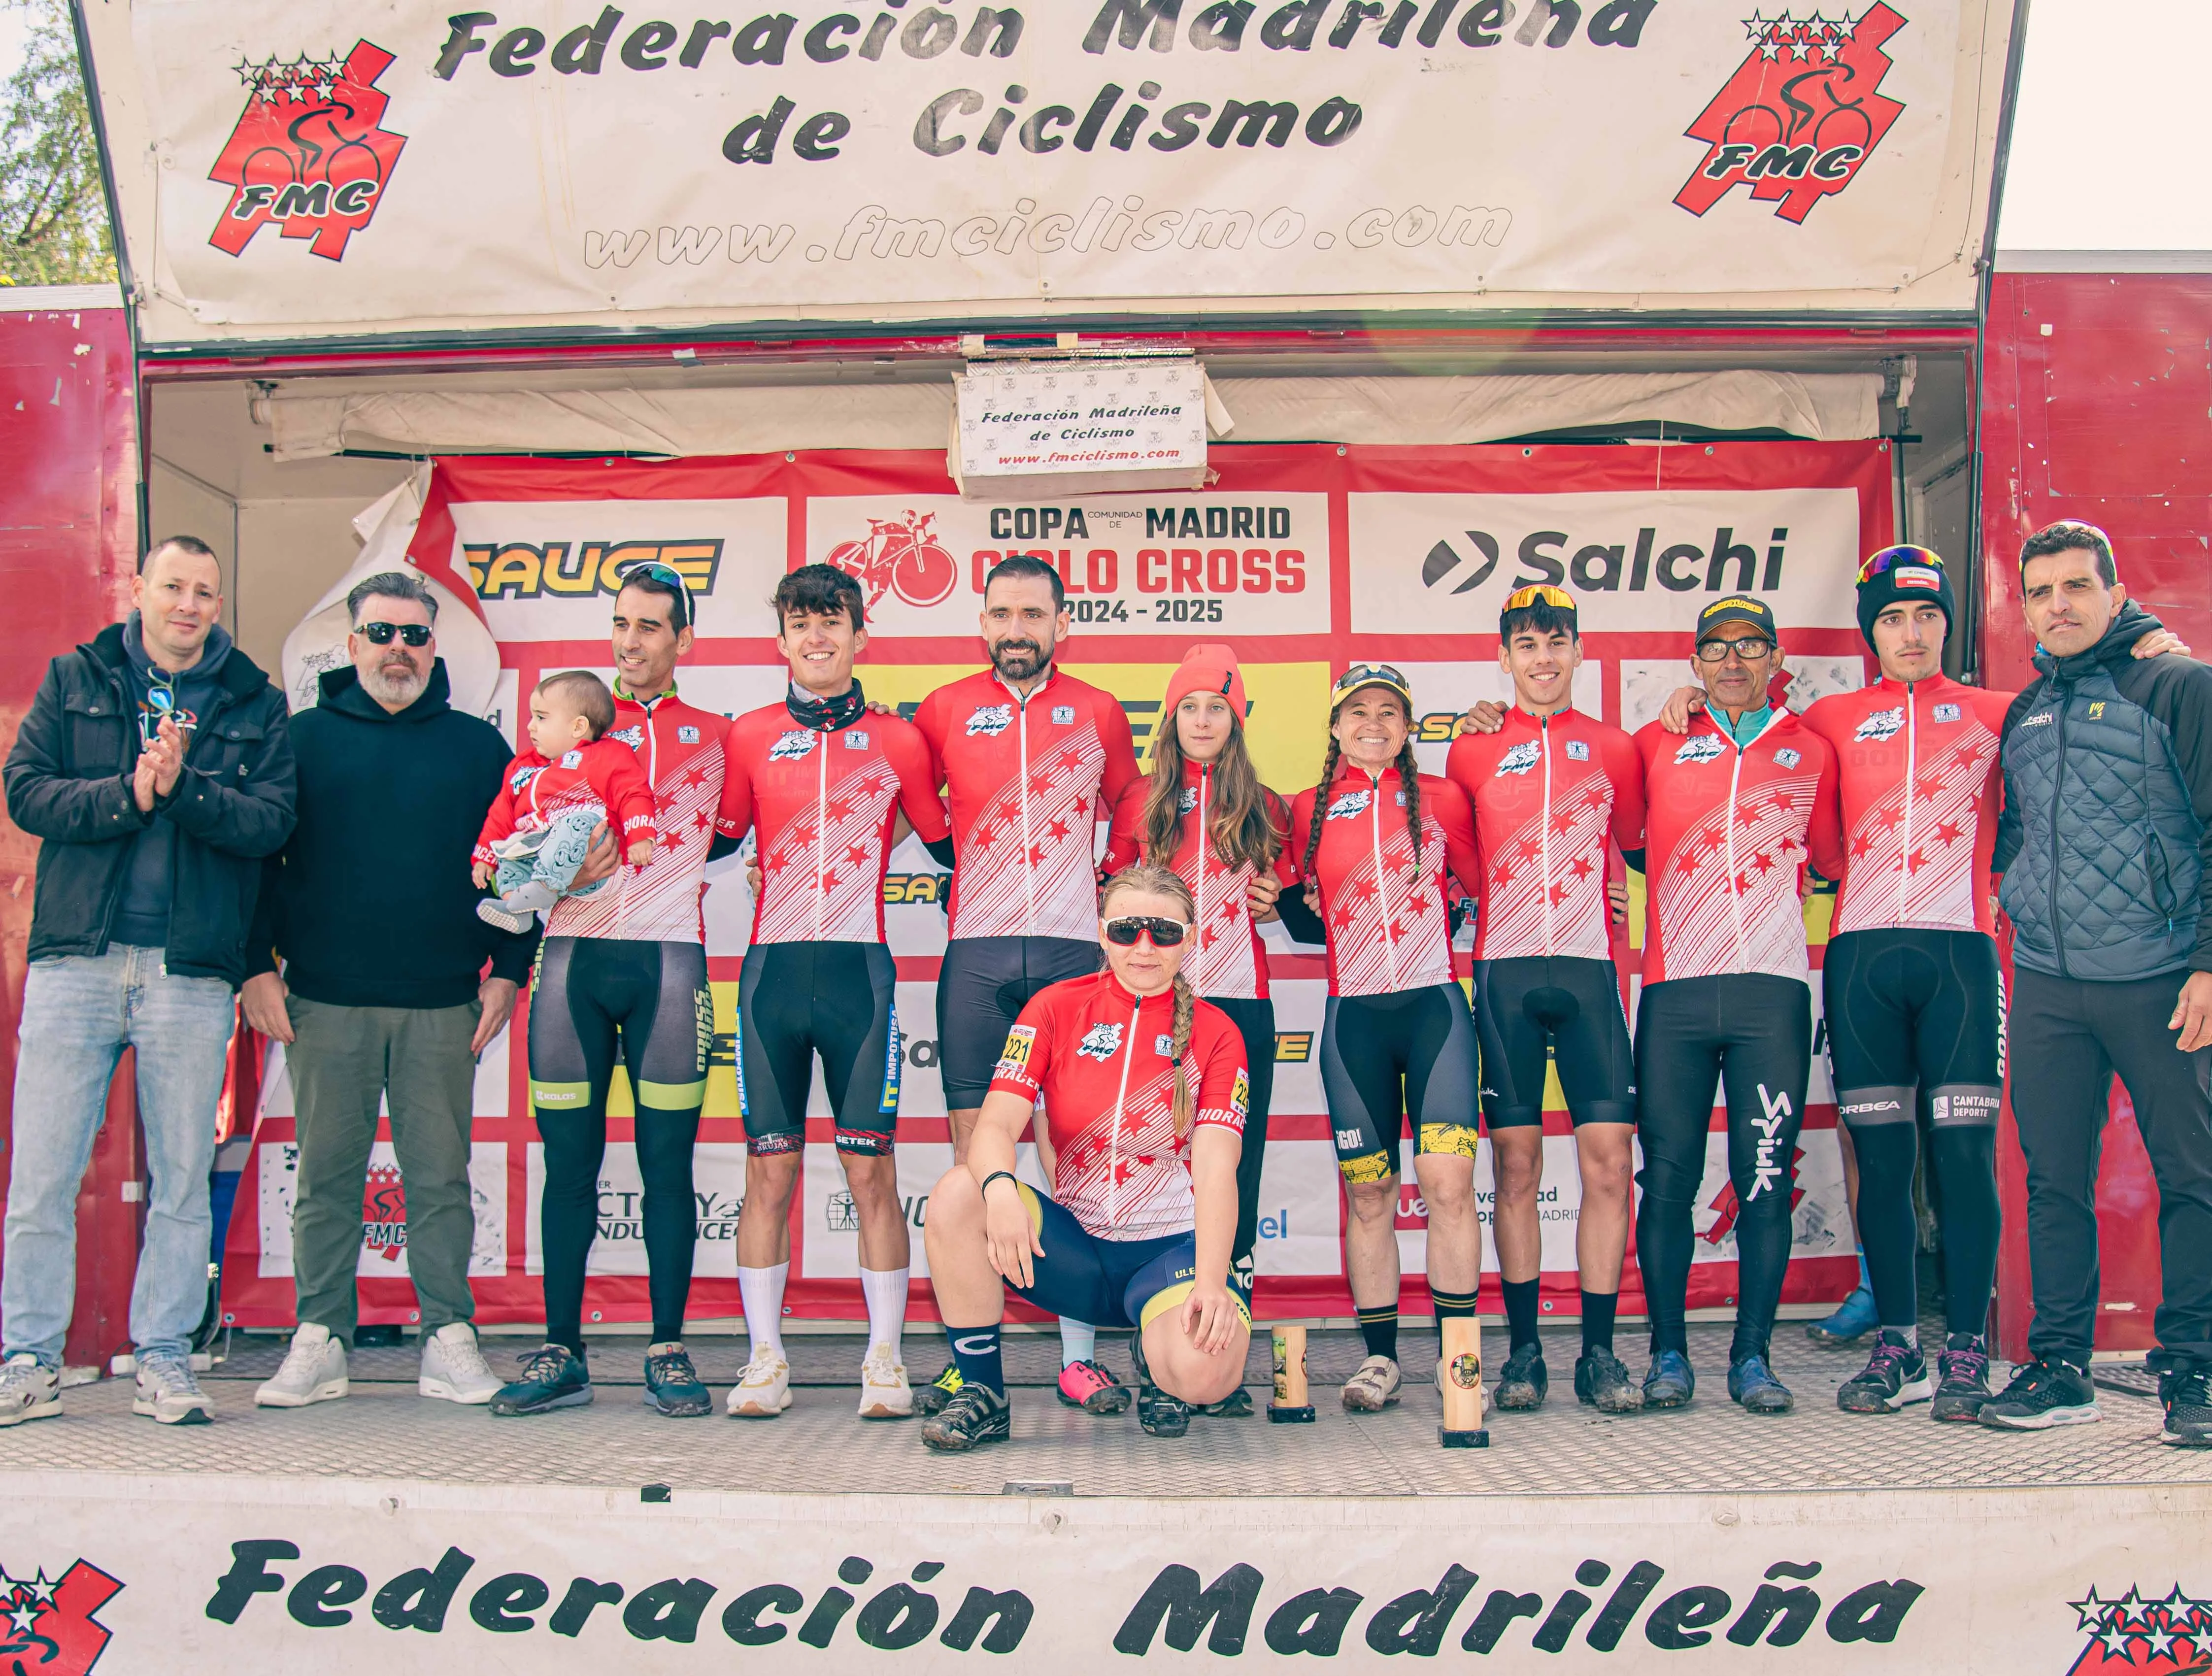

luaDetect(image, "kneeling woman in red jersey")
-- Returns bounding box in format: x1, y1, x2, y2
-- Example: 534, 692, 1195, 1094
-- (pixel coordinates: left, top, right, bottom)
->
921, 863, 1252, 1450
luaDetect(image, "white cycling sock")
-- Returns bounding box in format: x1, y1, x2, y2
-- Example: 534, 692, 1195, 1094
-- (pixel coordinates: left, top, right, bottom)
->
861, 1267, 909, 1356
738, 1263, 788, 1362
1060, 1319, 1097, 1368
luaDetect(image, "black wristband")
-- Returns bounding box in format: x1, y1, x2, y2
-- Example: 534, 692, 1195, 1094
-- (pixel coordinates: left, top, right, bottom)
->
979, 1170, 1019, 1198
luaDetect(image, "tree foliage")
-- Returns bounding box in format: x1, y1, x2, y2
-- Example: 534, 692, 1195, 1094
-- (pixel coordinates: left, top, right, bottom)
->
0, 0, 117, 287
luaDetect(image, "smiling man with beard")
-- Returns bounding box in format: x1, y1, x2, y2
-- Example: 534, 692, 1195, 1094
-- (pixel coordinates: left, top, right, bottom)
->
241, 571, 531, 1415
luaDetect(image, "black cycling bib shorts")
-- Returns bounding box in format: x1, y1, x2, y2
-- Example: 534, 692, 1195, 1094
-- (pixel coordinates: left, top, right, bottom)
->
1008, 1183, 1253, 1333
1472, 954, 1637, 1129
1320, 980, 1483, 1185
1207, 994, 1276, 1273
528, 936, 713, 1350
936, 935, 1101, 1108
1634, 972, 1811, 1365
737, 942, 901, 1157
1824, 927, 2006, 1339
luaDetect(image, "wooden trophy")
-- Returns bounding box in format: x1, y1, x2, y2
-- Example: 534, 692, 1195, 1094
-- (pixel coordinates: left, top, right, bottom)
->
1269, 1325, 1314, 1423
1439, 1316, 1490, 1448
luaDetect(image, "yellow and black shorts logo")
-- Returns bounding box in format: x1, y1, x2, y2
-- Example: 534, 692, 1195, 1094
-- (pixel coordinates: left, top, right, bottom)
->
1418, 1121, 1481, 1160
1339, 1149, 1396, 1185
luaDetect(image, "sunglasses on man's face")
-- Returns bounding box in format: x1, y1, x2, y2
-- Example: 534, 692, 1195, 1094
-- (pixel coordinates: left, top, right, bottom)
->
1104, 916, 1189, 948
360, 621, 432, 647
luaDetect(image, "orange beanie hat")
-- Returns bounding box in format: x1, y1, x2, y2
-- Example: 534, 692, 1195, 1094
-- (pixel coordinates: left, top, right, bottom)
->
1161, 643, 1248, 722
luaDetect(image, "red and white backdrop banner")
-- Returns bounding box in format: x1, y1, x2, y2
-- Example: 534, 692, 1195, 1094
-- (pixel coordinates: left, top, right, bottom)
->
220, 440, 1892, 1330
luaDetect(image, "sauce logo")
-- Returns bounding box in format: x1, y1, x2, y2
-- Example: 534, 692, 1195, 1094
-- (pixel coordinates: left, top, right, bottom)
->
1676, 7, 1909, 225
209, 43, 406, 261
2062, 1585, 2212, 1672
464, 540, 721, 603
0, 1560, 123, 1676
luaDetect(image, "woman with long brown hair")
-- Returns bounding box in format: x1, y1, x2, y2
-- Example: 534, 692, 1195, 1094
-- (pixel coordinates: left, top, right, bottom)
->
1282, 664, 1486, 1414
918, 863, 1252, 1451
1099, 645, 1293, 1417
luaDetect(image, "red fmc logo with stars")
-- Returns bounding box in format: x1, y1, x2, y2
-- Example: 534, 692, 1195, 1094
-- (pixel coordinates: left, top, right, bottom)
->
0, 1561, 124, 1676
207, 41, 406, 261
1676, 7, 1909, 224
2065, 1586, 2212, 1673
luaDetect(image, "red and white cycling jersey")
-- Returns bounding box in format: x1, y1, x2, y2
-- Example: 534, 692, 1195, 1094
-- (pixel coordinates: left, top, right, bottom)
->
724, 700, 949, 945
1800, 673, 2013, 938
915, 666, 1140, 943
1445, 706, 1643, 963
1100, 763, 1295, 1001
1637, 708, 1845, 986
546, 686, 746, 945
472, 737, 658, 870
1285, 766, 1482, 998
990, 970, 1249, 1241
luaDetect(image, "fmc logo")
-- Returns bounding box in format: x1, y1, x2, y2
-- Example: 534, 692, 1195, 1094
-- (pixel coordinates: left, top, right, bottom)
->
209, 43, 406, 261
464, 540, 722, 603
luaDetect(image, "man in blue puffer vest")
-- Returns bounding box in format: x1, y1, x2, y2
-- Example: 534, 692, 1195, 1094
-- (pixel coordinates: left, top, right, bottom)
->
1988, 521, 2212, 1447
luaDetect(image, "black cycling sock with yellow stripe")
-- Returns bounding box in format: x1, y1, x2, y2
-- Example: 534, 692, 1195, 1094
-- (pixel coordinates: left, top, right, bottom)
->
1430, 1287, 1480, 1321
1357, 1305, 1400, 1363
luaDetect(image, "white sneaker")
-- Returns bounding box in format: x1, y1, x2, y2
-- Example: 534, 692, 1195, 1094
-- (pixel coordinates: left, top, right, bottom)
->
134, 1349, 214, 1425
728, 1354, 792, 1418
255, 1323, 348, 1408
0, 1354, 60, 1427
419, 1323, 501, 1405
1341, 1354, 1403, 1412
858, 1345, 913, 1419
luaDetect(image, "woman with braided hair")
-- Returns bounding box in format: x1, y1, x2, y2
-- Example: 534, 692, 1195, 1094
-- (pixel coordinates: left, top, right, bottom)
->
1282, 665, 1486, 1413
919, 863, 1252, 1451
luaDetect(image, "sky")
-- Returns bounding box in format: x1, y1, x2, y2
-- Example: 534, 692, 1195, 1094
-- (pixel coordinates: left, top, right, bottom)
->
0, 3, 2197, 254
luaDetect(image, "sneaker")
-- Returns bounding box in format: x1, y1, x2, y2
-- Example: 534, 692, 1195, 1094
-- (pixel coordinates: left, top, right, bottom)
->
1642, 1348, 1695, 1409
727, 1354, 793, 1418
489, 1343, 592, 1417
475, 900, 536, 935
1575, 1349, 1644, 1413
1198, 1386, 1254, 1418
920, 1382, 1010, 1451
0, 1355, 60, 1427
858, 1345, 914, 1419
256, 1324, 347, 1408
1837, 1330, 1933, 1414
1129, 1333, 1189, 1438
1341, 1354, 1403, 1412
1727, 1354, 1793, 1414
2158, 1364, 2212, 1448
133, 1349, 213, 1425
1980, 1357, 2100, 1431
418, 1323, 500, 1406
1056, 1358, 1132, 1414
1805, 1285, 1879, 1347
915, 1363, 963, 1416
1930, 1334, 1994, 1423
644, 1342, 713, 1418
1493, 1341, 1549, 1411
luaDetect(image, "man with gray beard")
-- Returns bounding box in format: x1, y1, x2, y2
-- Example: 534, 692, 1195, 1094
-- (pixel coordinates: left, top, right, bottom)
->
242, 571, 546, 1409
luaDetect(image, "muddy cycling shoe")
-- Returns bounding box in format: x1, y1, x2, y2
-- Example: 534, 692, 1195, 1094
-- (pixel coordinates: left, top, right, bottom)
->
915, 1363, 963, 1416
1641, 1349, 1695, 1409
1341, 1355, 1403, 1412
1056, 1359, 1132, 1414
1930, 1335, 1994, 1423
1197, 1386, 1253, 1418
1727, 1354, 1794, 1415
643, 1342, 713, 1418
1492, 1341, 1549, 1411
1837, 1330, 1934, 1414
1574, 1349, 1644, 1414
1128, 1331, 1190, 1437
490, 1343, 592, 1418
920, 1383, 1010, 1452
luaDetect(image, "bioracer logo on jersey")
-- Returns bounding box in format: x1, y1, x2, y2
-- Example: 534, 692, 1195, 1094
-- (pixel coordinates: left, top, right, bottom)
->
1565, 739, 1590, 762
770, 730, 816, 761
1326, 790, 1372, 819
966, 704, 1012, 737
1933, 703, 1961, 724
1496, 741, 1541, 777
1855, 707, 1906, 742
1674, 735, 1725, 765
1077, 1021, 1124, 1061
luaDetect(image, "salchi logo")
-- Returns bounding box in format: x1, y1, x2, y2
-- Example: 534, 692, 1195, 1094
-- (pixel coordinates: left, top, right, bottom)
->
2062, 1585, 2212, 1671
209, 44, 406, 261
0, 1560, 123, 1676
1676, 7, 1908, 225
824, 511, 958, 610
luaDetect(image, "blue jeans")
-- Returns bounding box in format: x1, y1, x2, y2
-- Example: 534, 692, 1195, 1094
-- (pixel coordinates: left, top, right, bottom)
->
2, 946, 234, 1365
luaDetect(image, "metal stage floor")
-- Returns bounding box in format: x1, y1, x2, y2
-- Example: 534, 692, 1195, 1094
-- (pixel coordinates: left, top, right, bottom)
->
11, 1325, 2201, 1502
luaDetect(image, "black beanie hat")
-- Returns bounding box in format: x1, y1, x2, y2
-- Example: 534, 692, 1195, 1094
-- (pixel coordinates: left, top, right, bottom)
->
1855, 545, 1955, 651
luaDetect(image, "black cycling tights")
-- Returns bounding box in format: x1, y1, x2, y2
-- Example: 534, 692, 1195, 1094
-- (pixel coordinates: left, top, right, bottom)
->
530, 937, 712, 1352
1635, 973, 1811, 1364
1824, 929, 2005, 1339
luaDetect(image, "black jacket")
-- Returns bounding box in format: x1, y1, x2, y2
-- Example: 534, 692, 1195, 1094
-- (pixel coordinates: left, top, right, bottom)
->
4, 620, 296, 985
248, 662, 536, 1009
1996, 603, 2212, 980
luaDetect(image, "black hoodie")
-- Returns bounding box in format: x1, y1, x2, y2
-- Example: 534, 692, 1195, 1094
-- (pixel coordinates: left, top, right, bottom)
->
249, 661, 536, 1008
